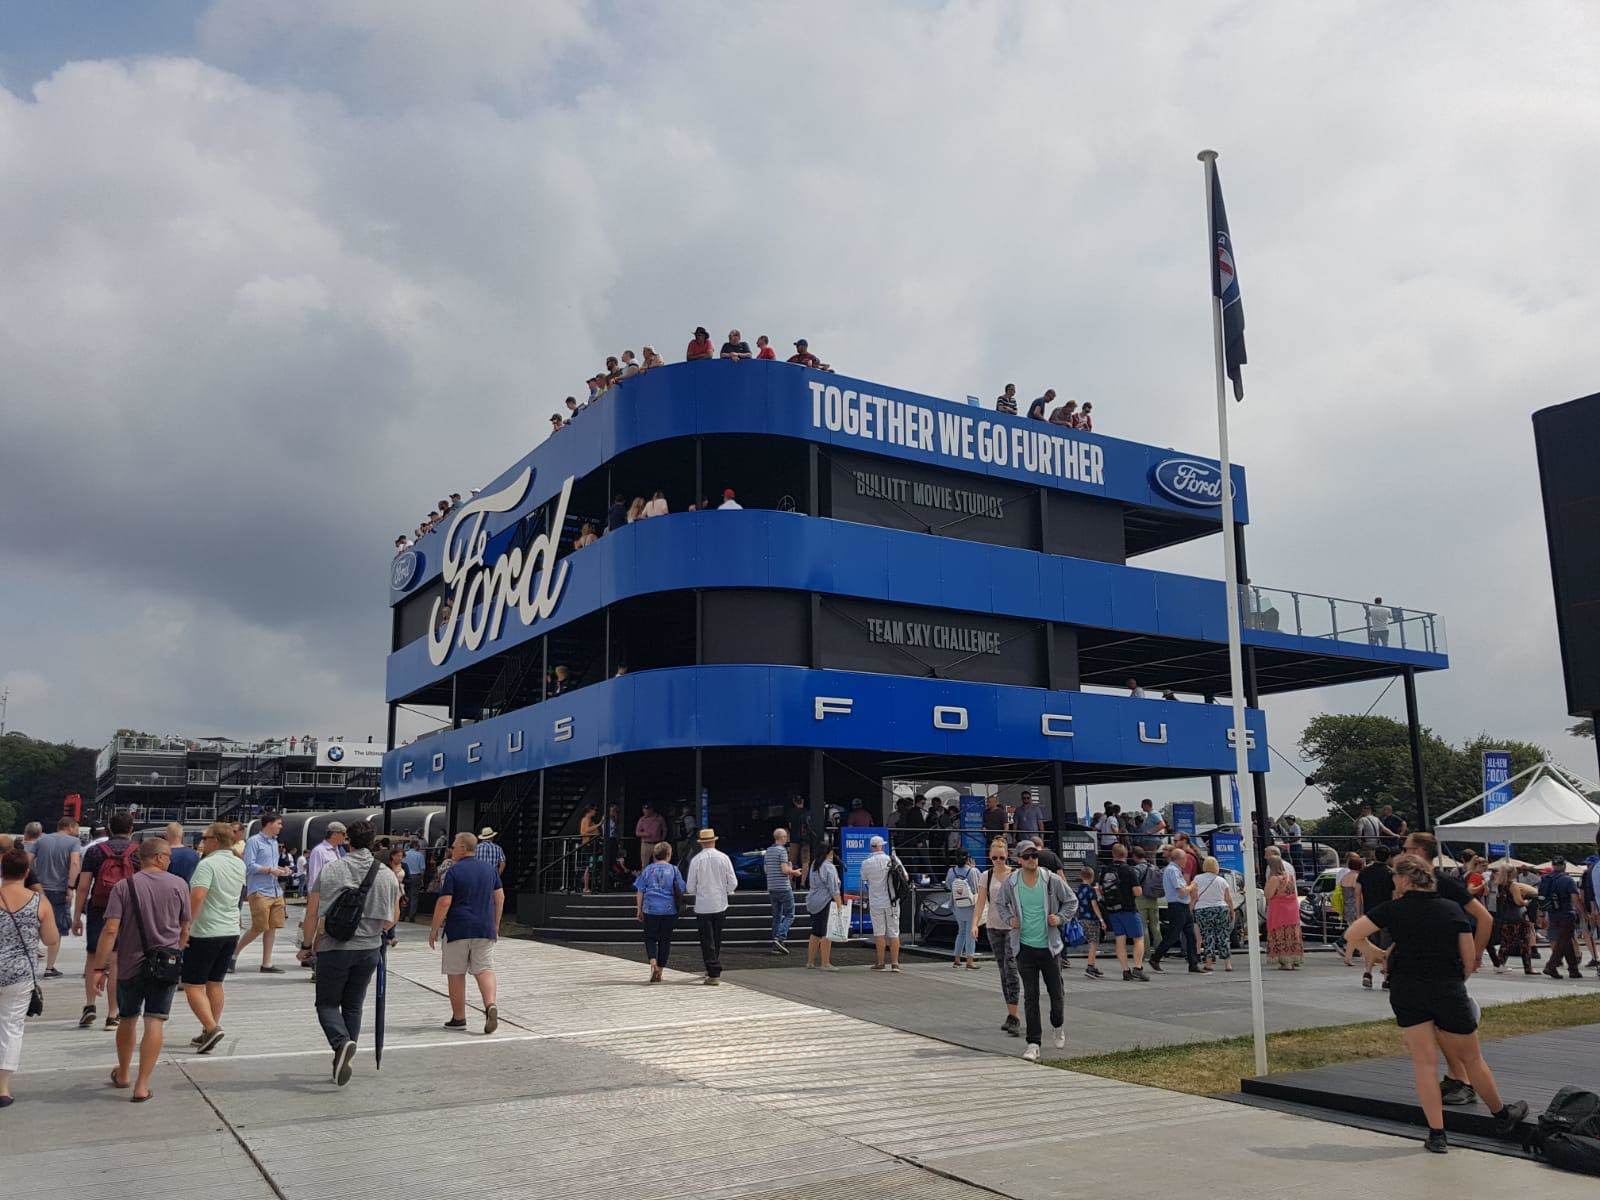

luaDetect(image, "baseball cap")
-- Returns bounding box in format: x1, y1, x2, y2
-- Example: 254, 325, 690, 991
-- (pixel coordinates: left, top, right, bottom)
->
794, 338, 809, 347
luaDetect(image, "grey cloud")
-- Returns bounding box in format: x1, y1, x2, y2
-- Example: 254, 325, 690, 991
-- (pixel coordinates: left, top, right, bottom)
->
3, 3, 1598, 797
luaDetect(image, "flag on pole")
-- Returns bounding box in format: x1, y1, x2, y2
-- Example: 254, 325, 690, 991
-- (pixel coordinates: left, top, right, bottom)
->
1208, 164, 1247, 400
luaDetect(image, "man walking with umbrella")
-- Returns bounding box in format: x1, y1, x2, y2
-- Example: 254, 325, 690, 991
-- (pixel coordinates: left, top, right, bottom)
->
301, 821, 399, 1086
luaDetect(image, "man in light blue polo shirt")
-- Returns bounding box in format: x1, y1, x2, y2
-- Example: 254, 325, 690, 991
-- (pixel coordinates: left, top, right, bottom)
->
236, 812, 290, 973
1148, 845, 1202, 973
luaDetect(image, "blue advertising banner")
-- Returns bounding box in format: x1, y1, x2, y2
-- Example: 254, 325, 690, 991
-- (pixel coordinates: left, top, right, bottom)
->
1172, 803, 1197, 835
960, 795, 988, 860
1229, 776, 1242, 824
1483, 750, 1513, 858
699, 787, 710, 835
841, 826, 888, 896
1213, 831, 1245, 875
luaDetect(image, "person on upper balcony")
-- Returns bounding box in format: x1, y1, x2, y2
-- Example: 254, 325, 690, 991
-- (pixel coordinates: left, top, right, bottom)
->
717, 488, 742, 511
686, 326, 714, 361
548, 413, 565, 435
641, 345, 665, 370
719, 329, 752, 361
755, 334, 777, 360
1365, 598, 1393, 646
787, 339, 830, 370
1077, 402, 1094, 431
1049, 398, 1078, 426
1126, 677, 1146, 699
564, 396, 580, 422
619, 350, 641, 378
995, 384, 1018, 415
1026, 389, 1055, 420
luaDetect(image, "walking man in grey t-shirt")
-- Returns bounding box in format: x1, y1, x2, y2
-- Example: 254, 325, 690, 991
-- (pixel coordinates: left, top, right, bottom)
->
30, 818, 81, 976
764, 829, 800, 955
301, 820, 400, 1086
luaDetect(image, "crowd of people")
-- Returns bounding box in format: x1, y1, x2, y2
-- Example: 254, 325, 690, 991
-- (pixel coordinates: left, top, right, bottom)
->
4, 802, 1593, 1157
397, 491, 481, 552
0, 810, 513, 1106
997, 384, 1096, 430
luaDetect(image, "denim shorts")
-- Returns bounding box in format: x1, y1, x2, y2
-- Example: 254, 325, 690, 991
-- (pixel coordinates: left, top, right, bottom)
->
1107, 911, 1145, 940
116, 973, 177, 1020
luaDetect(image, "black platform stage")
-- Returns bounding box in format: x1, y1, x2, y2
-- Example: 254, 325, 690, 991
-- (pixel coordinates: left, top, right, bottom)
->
1236, 1022, 1600, 1156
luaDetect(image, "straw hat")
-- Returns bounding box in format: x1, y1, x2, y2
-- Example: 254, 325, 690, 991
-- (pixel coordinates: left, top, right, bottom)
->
697, 828, 718, 844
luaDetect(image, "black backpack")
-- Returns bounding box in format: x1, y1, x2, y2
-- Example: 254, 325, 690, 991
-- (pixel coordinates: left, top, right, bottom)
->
1539, 1087, 1600, 1140
323, 860, 382, 943
887, 854, 911, 906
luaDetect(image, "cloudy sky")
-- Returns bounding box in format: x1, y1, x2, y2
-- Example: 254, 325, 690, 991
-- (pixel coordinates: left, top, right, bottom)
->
3, 2, 1597, 810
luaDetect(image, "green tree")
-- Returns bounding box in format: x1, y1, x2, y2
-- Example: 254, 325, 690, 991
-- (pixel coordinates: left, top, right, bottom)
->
0, 731, 97, 832
0, 796, 17, 834
1570, 718, 1593, 739
1296, 714, 1546, 835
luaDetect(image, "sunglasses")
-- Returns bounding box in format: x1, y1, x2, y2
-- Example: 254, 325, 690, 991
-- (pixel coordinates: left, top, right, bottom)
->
1018, 853, 1039, 861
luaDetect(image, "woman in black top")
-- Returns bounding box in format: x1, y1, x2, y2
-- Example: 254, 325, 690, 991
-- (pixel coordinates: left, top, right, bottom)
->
1486, 865, 1538, 976
1344, 855, 1527, 1154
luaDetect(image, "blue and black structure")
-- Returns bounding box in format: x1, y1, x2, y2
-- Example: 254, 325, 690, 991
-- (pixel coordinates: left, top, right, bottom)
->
382, 362, 1446, 915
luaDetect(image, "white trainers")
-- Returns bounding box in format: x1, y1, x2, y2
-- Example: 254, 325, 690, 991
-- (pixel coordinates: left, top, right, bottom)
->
1052, 1027, 1066, 1049
1022, 1044, 1041, 1062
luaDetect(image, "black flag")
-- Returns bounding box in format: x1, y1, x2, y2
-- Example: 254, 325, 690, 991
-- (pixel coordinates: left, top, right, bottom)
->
1209, 164, 1248, 400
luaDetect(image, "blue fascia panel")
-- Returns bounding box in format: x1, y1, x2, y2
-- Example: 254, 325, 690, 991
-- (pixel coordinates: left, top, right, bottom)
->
382, 665, 1269, 801
391, 361, 1247, 605
386, 511, 1447, 702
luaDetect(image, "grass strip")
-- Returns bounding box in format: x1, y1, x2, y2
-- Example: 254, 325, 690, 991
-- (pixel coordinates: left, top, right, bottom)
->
1052, 993, 1600, 1096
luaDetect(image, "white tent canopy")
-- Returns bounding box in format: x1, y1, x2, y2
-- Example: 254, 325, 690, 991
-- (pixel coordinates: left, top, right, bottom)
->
1436, 771, 1600, 844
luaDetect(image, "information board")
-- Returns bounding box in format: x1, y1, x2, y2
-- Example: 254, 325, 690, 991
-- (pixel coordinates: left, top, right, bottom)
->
1172, 803, 1197, 836
1212, 831, 1245, 876
841, 826, 888, 895
1483, 751, 1513, 859
960, 795, 988, 860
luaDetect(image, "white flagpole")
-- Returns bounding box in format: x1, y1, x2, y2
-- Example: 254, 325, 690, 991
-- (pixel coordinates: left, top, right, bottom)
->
1198, 148, 1268, 1077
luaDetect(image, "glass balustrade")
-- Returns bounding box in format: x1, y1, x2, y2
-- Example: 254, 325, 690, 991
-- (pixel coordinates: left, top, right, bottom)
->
1241, 586, 1443, 654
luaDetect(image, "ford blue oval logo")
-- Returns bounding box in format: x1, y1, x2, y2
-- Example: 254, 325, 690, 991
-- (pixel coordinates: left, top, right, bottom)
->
1151, 458, 1225, 507
391, 549, 422, 592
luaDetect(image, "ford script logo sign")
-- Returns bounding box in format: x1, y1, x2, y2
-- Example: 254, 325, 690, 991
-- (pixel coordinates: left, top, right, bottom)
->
1151, 458, 1225, 508
391, 549, 422, 592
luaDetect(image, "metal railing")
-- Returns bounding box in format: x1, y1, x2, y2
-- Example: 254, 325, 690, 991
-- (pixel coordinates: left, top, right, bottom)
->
1243, 586, 1444, 654
186, 769, 219, 784
114, 769, 188, 787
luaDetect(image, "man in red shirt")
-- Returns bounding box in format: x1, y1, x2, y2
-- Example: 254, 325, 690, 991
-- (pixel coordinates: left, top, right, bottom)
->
755, 335, 777, 360
787, 338, 830, 370
686, 327, 714, 360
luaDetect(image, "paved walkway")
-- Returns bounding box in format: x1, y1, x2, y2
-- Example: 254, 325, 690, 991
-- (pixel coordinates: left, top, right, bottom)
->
729, 947, 1600, 1057
6, 932, 1595, 1198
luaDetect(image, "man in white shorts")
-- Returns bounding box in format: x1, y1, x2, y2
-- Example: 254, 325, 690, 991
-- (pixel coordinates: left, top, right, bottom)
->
859, 836, 902, 972
427, 833, 503, 1034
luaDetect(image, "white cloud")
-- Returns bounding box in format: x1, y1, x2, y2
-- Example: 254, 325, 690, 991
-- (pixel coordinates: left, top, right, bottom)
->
3, 2, 1599, 794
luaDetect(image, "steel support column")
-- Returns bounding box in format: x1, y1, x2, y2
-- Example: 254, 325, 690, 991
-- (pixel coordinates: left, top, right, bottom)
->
1050, 761, 1068, 851
1403, 666, 1430, 831
810, 750, 827, 852
1234, 531, 1271, 844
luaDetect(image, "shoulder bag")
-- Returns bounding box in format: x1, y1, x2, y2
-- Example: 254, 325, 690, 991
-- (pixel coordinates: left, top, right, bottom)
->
3, 897, 44, 1016
127, 874, 184, 987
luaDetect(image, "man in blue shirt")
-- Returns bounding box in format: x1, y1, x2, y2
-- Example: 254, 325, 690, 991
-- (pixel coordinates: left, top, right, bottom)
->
1538, 856, 1583, 979
429, 833, 504, 1034
402, 840, 426, 920
164, 821, 200, 884
474, 826, 506, 877
237, 812, 290, 973
1148, 846, 1202, 972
